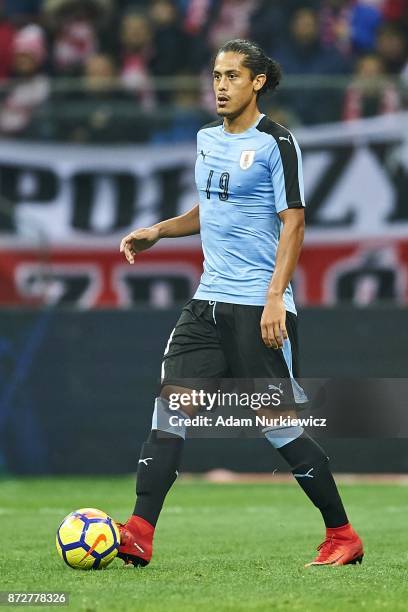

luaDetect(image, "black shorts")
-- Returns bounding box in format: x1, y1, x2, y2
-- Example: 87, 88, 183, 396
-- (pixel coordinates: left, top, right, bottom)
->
160, 299, 305, 408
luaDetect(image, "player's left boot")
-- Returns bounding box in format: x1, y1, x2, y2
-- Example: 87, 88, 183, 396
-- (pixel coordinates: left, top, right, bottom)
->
115, 515, 155, 567
305, 523, 364, 567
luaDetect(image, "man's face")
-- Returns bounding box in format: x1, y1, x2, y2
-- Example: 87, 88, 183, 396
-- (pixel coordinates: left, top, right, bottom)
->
291, 10, 318, 45
213, 51, 261, 118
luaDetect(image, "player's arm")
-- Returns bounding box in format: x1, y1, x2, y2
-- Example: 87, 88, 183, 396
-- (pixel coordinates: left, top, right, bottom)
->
261, 208, 305, 349
120, 204, 200, 264
261, 131, 306, 349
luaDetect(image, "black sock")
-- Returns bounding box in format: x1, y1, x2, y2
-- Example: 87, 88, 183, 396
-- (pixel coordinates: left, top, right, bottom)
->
277, 433, 348, 528
133, 430, 184, 527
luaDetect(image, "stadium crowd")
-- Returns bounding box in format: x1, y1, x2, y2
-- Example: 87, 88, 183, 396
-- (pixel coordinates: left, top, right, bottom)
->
0, 0, 407, 141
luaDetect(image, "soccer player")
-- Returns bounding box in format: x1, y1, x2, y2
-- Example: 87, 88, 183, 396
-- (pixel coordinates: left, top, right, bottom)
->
118, 39, 363, 567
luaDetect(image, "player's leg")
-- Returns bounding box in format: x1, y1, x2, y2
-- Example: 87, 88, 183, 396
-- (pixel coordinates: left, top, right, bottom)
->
117, 299, 228, 566
131, 384, 198, 532
266, 425, 363, 566
118, 385, 196, 567
217, 303, 363, 566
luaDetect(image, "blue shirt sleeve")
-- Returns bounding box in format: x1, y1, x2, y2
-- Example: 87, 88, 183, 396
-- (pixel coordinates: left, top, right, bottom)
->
269, 133, 305, 213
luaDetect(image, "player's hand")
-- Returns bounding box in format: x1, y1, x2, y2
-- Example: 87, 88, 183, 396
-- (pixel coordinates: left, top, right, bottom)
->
260, 297, 288, 349
119, 227, 160, 264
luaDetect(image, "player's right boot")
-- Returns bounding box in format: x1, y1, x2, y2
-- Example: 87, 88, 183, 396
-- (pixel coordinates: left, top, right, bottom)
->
116, 515, 155, 567
305, 523, 364, 567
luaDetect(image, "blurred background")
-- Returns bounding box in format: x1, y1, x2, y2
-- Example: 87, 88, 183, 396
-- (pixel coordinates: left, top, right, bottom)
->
0, 0, 407, 476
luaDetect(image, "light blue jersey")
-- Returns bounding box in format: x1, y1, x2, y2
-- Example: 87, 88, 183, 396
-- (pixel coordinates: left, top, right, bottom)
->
193, 114, 305, 314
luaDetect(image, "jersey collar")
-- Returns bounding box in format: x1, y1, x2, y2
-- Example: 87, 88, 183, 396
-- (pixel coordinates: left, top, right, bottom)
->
222, 113, 265, 136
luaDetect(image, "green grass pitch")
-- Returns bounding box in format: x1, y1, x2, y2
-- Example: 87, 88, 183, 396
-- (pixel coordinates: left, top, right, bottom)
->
0, 477, 407, 611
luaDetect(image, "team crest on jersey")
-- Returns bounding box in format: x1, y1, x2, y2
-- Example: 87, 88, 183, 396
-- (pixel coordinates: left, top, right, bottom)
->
239, 150, 255, 170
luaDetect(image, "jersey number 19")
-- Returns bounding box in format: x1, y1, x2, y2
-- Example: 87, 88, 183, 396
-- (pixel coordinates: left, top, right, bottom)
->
206, 170, 230, 201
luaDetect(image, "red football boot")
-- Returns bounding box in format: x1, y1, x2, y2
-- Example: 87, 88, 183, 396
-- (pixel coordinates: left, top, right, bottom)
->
305, 523, 364, 567
116, 515, 155, 567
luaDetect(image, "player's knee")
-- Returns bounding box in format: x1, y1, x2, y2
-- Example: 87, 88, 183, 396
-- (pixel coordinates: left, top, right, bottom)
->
258, 407, 298, 421
160, 384, 182, 401
160, 385, 198, 417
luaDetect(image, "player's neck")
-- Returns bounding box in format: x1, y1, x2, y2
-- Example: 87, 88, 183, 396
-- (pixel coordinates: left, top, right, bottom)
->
222, 107, 262, 134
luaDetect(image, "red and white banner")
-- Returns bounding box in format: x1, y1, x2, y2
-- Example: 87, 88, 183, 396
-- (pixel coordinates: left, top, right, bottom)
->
0, 113, 407, 306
